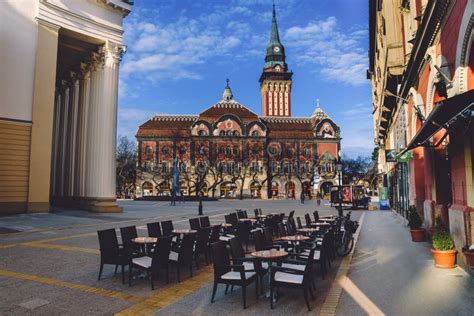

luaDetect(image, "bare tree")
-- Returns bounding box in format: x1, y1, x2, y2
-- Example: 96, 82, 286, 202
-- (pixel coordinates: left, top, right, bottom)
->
116, 136, 136, 198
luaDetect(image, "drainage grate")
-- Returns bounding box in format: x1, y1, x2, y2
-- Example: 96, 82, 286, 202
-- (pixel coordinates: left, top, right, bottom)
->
0, 227, 22, 234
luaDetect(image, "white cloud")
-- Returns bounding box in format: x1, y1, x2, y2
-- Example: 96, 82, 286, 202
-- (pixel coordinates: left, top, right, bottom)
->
117, 106, 155, 138
284, 17, 368, 86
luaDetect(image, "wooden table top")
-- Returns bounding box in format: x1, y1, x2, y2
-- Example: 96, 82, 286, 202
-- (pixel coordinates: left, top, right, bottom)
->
310, 222, 331, 226
280, 235, 310, 242
132, 237, 158, 244
221, 223, 233, 228
297, 228, 320, 233
250, 249, 288, 259
173, 229, 197, 235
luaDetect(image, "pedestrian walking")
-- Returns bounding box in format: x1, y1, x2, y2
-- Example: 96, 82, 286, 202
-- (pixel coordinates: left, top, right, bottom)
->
170, 189, 176, 206
316, 191, 321, 206
300, 191, 305, 204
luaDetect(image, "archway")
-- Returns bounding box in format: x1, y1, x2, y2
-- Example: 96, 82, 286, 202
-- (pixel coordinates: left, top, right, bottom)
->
271, 181, 280, 199
302, 181, 312, 199
158, 181, 170, 196
285, 181, 296, 199
220, 182, 238, 198
250, 181, 262, 199
142, 181, 154, 197
320, 181, 333, 199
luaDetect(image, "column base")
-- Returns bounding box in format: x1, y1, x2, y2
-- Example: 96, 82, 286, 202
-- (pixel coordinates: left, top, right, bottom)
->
27, 202, 50, 213
82, 197, 123, 213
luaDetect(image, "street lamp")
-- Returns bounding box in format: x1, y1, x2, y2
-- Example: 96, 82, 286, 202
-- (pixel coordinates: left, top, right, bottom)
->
336, 158, 343, 216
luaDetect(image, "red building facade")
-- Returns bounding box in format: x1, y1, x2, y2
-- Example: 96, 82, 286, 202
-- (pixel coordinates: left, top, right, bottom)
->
135, 6, 341, 199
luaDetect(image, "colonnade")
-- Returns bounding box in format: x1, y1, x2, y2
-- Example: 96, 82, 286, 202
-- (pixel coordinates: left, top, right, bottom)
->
51, 42, 124, 212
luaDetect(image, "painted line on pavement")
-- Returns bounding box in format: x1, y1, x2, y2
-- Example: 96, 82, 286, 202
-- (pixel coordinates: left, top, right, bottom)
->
20, 242, 100, 254
319, 212, 367, 316
0, 269, 143, 303
115, 266, 214, 316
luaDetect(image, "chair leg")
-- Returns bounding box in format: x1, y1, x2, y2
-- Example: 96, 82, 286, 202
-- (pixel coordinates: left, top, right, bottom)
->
270, 282, 274, 309
177, 265, 181, 283
121, 265, 125, 284
242, 285, 247, 309
303, 288, 311, 311
260, 275, 264, 295
98, 262, 104, 281
190, 262, 193, 277
231, 285, 234, 292
166, 266, 170, 284
151, 271, 155, 290
225, 284, 229, 295
255, 277, 259, 299
129, 266, 133, 287
211, 282, 218, 303
309, 283, 314, 299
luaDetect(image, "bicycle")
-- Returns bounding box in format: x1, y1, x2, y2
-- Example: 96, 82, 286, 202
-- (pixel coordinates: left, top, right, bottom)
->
335, 212, 359, 257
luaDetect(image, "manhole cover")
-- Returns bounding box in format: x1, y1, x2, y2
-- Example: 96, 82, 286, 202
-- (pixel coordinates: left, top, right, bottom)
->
0, 227, 21, 234
18, 298, 50, 310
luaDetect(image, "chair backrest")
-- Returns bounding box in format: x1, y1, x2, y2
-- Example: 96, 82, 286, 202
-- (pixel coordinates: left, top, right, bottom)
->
258, 209, 263, 215
199, 216, 211, 228
189, 218, 201, 230
304, 214, 312, 226
224, 214, 233, 225
253, 230, 267, 251
278, 222, 288, 237
236, 222, 251, 244
287, 217, 296, 235
98, 229, 120, 257
243, 210, 248, 218
147, 222, 162, 238
120, 226, 138, 251
278, 213, 285, 223
228, 237, 245, 259
254, 209, 259, 218
209, 224, 222, 243
296, 217, 303, 229
195, 227, 211, 253
161, 220, 174, 236
236, 210, 245, 219
263, 226, 273, 245
152, 236, 172, 270
313, 210, 319, 222
211, 241, 231, 277
229, 213, 239, 226
178, 234, 196, 263
289, 210, 295, 219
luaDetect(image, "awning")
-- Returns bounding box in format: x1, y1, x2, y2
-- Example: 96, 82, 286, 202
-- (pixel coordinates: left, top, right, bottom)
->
403, 90, 474, 153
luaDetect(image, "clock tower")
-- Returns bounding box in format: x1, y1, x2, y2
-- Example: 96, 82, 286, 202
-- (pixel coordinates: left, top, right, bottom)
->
259, 3, 293, 117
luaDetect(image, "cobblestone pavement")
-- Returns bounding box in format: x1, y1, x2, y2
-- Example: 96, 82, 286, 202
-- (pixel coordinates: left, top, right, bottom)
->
0, 199, 361, 315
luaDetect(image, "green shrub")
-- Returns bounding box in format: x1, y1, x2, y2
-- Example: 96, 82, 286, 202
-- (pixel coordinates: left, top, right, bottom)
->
408, 205, 422, 229
432, 228, 455, 251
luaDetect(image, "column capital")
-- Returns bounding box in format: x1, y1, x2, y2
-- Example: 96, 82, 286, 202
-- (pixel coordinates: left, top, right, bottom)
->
104, 41, 127, 63
90, 51, 105, 71
80, 61, 92, 80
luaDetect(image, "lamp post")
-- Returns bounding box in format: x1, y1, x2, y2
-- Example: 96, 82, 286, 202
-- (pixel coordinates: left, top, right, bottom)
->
336, 158, 343, 216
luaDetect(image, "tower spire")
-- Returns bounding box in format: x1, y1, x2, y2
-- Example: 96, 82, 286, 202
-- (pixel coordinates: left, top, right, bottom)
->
223, 78, 233, 101
270, 1, 281, 45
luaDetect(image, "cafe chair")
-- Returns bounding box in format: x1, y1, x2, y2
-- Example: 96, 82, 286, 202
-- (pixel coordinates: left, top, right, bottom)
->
169, 234, 196, 282
270, 256, 314, 311
147, 222, 162, 238
120, 226, 142, 257
210, 241, 258, 309
229, 237, 267, 295
304, 214, 312, 227
97, 229, 128, 284
128, 236, 172, 289
194, 227, 211, 268
313, 211, 320, 223
161, 220, 174, 236
199, 216, 211, 228
296, 217, 303, 229
189, 218, 201, 230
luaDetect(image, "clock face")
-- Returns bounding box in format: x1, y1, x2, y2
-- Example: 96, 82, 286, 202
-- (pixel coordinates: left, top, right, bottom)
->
274, 46, 280, 53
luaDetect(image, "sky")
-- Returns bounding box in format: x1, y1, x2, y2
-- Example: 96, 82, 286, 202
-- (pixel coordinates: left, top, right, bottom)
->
118, 0, 374, 158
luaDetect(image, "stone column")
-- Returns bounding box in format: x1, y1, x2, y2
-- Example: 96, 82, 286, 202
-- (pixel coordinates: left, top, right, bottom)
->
51, 90, 61, 197
84, 42, 125, 212
27, 19, 60, 212
75, 62, 92, 199
59, 80, 70, 199
65, 72, 79, 199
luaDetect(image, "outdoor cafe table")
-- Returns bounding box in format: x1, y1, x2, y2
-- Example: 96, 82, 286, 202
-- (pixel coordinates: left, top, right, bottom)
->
250, 249, 288, 300
280, 235, 310, 245
173, 229, 197, 235
132, 237, 158, 255
297, 227, 320, 235
239, 218, 256, 223
309, 222, 331, 228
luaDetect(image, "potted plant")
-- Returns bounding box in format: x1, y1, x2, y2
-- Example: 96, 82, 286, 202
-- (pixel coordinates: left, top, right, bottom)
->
431, 227, 457, 268
408, 205, 424, 242
462, 245, 474, 268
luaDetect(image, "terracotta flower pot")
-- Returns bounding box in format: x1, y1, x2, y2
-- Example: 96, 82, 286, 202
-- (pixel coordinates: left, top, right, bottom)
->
410, 228, 425, 242
463, 251, 474, 268
431, 249, 457, 268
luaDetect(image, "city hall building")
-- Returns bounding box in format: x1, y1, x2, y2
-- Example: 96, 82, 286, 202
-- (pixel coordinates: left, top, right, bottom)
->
0, 0, 132, 214
136, 7, 341, 199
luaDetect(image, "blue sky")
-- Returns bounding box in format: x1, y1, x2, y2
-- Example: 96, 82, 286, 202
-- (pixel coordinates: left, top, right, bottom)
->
118, 0, 373, 158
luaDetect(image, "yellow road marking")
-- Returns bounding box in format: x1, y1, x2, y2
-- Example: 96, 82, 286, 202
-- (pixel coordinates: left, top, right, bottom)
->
116, 266, 214, 316
319, 212, 366, 316
20, 242, 100, 254
0, 269, 143, 303
0, 232, 96, 250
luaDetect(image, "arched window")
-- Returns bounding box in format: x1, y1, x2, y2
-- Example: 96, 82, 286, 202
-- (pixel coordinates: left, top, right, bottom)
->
220, 130, 226, 136
251, 131, 260, 137
198, 130, 207, 136
145, 146, 152, 160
